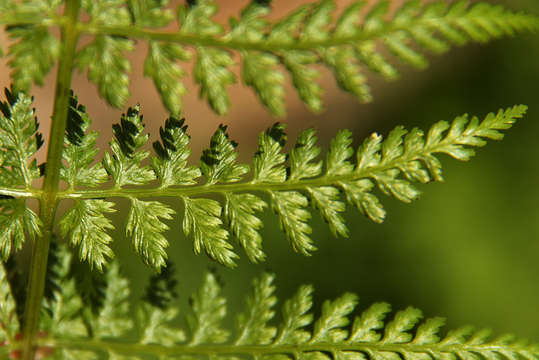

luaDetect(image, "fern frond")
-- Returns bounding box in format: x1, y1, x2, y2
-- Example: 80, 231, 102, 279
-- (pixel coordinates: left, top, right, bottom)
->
49, 95, 527, 268
1, 0, 536, 115
69, 0, 538, 115
20, 262, 539, 360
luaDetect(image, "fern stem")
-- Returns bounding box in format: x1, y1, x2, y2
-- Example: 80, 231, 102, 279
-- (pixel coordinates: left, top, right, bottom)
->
47, 339, 524, 358
56, 140, 457, 201
78, 24, 413, 51
0, 13, 63, 26
21, 1, 81, 359
0, 188, 41, 198
76, 11, 538, 52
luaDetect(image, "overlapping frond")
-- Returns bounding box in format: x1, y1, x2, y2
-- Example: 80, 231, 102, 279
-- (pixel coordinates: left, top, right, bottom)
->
12, 261, 537, 360
71, 0, 539, 114
48, 95, 526, 269
0, 0, 537, 115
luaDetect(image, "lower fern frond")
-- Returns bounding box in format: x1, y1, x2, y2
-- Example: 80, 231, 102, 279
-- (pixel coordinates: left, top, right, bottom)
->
2, 256, 537, 360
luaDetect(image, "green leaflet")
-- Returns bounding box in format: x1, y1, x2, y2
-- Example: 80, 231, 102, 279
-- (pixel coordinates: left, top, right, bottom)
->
127, 0, 173, 28
253, 123, 287, 183
179, 0, 236, 115
229, 3, 286, 116
1, 0, 537, 115
103, 105, 155, 188
0, 91, 43, 188
275, 284, 314, 345
0, 91, 42, 259
61, 93, 108, 189
77, 35, 133, 109
0, 198, 41, 260
137, 302, 185, 347
0, 260, 19, 344
77, 0, 133, 107
289, 129, 323, 181
59, 199, 116, 271
40, 246, 90, 360
82, 0, 131, 27
224, 192, 267, 263
183, 197, 236, 268
201, 125, 249, 185
126, 198, 174, 268
151, 117, 200, 187
90, 262, 132, 339
144, 41, 191, 116
271, 190, 314, 255
188, 272, 229, 345
7, 25, 60, 92
235, 273, 277, 345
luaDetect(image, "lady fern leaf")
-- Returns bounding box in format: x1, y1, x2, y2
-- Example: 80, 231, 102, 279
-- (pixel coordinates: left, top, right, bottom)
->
3, 256, 537, 359
0, 92, 527, 269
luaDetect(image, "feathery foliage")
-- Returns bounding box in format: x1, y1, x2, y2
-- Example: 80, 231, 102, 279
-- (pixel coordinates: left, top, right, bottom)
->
0, 0, 538, 115
0, 0, 538, 359
3, 257, 539, 359
0, 92, 527, 269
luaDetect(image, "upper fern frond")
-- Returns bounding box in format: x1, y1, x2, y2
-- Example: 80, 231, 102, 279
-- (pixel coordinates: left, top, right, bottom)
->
4, 258, 536, 360
0, 0, 538, 115
74, 0, 539, 115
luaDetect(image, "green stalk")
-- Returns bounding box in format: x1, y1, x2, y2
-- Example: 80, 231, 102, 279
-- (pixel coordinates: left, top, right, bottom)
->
45, 339, 527, 358
21, 0, 81, 359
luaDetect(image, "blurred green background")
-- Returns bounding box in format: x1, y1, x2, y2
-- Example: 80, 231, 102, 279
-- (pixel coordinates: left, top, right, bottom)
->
3, 0, 539, 342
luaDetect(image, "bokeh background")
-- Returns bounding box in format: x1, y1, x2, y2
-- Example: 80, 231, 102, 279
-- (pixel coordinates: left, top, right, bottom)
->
1, 0, 538, 342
